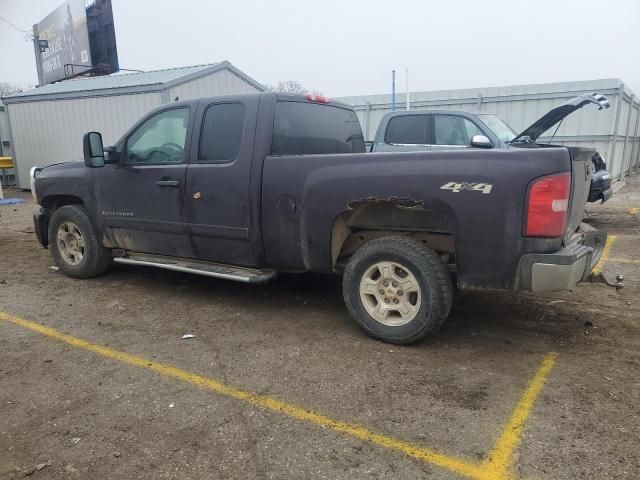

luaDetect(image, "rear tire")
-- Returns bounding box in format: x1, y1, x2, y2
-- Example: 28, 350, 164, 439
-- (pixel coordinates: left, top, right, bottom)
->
342, 236, 453, 345
48, 205, 111, 279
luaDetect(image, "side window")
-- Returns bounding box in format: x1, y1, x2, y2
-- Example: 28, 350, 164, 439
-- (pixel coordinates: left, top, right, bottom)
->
125, 108, 190, 164
385, 115, 428, 144
434, 115, 483, 146
199, 103, 245, 163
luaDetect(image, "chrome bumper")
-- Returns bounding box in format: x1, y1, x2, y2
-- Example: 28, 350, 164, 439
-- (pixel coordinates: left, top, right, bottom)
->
517, 228, 606, 292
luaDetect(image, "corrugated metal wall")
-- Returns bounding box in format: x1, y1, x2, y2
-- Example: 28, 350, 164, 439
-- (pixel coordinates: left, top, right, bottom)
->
8, 92, 160, 187
338, 79, 640, 182
168, 69, 258, 101
7, 68, 261, 188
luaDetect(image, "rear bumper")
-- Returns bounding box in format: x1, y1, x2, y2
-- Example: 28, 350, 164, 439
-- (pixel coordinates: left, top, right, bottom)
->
517, 228, 606, 292
600, 186, 613, 203
588, 185, 613, 203
33, 205, 49, 248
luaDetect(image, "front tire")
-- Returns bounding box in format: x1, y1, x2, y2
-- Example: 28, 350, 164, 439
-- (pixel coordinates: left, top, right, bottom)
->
48, 205, 111, 279
342, 236, 453, 345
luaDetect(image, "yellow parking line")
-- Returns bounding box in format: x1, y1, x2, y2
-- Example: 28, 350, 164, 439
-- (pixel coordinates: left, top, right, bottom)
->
480, 353, 557, 479
0, 311, 481, 478
0, 311, 557, 480
592, 235, 616, 275
608, 257, 640, 265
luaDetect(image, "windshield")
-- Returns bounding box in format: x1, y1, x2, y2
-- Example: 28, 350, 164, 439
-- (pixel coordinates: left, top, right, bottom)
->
477, 114, 517, 143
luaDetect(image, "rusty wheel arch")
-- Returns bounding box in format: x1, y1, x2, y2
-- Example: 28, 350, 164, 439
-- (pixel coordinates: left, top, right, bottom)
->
330, 199, 457, 271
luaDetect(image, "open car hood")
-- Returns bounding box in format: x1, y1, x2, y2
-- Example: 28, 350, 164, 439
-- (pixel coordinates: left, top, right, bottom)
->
511, 93, 610, 144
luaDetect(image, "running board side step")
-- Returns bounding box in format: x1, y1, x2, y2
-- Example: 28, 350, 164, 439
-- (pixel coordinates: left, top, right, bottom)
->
113, 252, 277, 284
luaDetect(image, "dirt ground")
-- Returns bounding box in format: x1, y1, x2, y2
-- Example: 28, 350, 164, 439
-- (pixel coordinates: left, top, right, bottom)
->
1, 178, 639, 480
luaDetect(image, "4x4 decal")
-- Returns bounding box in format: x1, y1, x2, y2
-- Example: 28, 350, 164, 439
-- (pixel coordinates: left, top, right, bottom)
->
440, 182, 493, 194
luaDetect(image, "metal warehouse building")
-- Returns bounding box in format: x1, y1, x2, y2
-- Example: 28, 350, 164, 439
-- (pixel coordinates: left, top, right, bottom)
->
338, 79, 640, 183
0, 101, 14, 159
2, 61, 264, 188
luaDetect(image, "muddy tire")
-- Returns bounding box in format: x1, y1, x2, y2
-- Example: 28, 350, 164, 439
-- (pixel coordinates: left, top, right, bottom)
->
48, 205, 111, 279
342, 236, 453, 345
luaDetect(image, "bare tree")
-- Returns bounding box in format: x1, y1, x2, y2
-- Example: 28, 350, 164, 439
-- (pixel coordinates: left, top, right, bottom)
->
0, 82, 26, 99
276, 80, 305, 94
263, 80, 323, 96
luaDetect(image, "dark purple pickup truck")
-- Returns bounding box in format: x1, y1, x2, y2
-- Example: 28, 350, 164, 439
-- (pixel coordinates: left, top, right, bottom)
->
30, 92, 610, 344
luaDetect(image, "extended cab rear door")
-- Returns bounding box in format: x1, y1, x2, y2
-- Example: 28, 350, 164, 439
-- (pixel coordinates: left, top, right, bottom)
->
373, 113, 431, 152
185, 96, 259, 266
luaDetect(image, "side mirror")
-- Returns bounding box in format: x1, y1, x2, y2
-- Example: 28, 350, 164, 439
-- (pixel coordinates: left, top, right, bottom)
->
104, 145, 120, 163
83, 132, 105, 168
471, 134, 493, 149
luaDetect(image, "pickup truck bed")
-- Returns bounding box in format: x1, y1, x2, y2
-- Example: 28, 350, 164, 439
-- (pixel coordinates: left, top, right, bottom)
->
263, 145, 599, 290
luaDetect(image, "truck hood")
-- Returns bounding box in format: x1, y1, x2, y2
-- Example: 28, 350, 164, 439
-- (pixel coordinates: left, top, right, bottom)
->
511, 93, 610, 144
31, 161, 85, 198
32, 160, 81, 178
41, 160, 81, 171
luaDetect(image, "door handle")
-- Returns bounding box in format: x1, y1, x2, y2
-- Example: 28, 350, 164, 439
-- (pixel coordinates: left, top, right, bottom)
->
155, 179, 180, 187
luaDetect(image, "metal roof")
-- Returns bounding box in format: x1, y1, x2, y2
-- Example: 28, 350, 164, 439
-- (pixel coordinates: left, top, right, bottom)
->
2, 61, 264, 103
337, 79, 629, 108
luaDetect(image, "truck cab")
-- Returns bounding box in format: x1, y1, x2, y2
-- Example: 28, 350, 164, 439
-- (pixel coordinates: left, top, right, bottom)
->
32, 92, 366, 274
371, 110, 516, 152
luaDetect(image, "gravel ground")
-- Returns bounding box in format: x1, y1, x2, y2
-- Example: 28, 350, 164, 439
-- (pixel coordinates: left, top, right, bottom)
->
0, 178, 638, 480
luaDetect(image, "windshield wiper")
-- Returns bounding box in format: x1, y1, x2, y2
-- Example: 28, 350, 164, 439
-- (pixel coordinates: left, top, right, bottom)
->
509, 135, 534, 146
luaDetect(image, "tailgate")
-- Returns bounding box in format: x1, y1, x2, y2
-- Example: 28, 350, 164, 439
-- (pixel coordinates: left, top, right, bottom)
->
564, 147, 594, 243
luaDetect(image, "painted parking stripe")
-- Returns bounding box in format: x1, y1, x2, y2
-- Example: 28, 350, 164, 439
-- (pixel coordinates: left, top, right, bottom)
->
0, 311, 556, 480
607, 257, 640, 265
592, 235, 616, 275
480, 353, 557, 479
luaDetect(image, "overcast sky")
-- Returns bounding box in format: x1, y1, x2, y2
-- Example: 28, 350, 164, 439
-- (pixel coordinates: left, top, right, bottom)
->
1, 0, 639, 97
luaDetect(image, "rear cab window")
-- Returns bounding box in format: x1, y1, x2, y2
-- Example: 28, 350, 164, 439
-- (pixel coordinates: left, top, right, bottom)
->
385, 115, 429, 145
272, 101, 365, 155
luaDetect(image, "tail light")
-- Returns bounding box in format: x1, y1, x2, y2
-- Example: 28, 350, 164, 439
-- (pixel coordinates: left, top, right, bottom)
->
524, 172, 571, 237
304, 93, 330, 103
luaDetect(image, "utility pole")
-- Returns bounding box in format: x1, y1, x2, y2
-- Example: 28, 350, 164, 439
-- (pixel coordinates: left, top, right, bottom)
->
391, 70, 396, 112
405, 69, 410, 111
32, 24, 45, 87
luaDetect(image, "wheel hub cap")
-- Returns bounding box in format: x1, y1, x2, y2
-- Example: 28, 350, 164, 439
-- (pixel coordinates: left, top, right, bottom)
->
359, 261, 422, 326
57, 221, 85, 266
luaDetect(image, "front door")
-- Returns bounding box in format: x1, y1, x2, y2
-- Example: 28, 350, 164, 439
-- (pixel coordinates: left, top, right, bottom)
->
185, 98, 258, 266
431, 114, 485, 151
96, 106, 194, 257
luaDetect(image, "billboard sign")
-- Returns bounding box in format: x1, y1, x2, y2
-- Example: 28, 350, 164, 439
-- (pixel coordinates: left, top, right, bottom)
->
37, 0, 92, 84
87, 0, 119, 76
